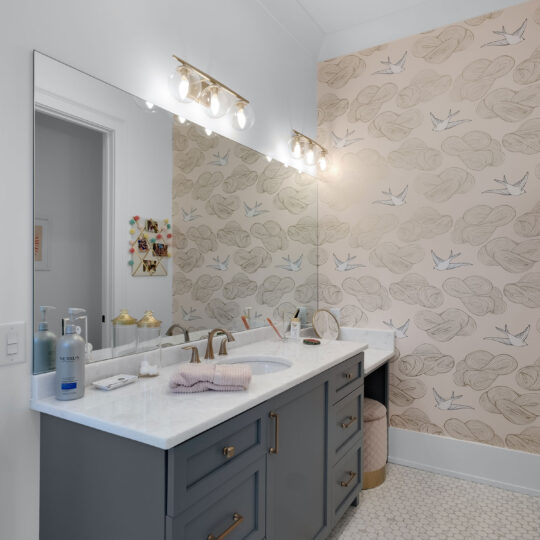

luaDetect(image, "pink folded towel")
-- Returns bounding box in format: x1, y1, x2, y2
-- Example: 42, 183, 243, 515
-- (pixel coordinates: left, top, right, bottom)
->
169, 363, 252, 393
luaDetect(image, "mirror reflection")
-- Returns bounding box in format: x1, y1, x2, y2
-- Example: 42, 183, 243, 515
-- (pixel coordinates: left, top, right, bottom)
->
33, 52, 318, 374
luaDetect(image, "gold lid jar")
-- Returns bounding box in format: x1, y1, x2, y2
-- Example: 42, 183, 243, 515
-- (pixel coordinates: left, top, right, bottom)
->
112, 309, 137, 326
137, 311, 162, 328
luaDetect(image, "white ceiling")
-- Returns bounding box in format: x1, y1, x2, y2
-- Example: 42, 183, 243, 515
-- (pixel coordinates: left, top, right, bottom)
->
295, 0, 428, 34
257, 0, 526, 61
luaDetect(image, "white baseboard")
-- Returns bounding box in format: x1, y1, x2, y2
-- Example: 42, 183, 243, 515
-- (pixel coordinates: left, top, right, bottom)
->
388, 427, 540, 497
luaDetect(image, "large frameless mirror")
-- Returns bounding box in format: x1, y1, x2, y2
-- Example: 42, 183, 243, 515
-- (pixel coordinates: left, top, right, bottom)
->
33, 52, 319, 374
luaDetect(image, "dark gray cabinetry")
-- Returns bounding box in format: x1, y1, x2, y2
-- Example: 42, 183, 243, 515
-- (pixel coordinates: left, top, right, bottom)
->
40, 351, 365, 540
40, 415, 166, 540
166, 456, 266, 540
266, 381, 329, 540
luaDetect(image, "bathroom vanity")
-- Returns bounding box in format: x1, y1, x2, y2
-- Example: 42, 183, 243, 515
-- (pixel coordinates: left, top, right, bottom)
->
33, 331, 392, 540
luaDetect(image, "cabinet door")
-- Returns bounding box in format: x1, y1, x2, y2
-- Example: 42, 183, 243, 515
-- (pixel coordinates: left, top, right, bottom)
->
166, 456, 265, 540
266, 382, 329, 540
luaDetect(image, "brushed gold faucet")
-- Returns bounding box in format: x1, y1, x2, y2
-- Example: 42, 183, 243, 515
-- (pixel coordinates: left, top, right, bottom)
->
205, 328, 235, 360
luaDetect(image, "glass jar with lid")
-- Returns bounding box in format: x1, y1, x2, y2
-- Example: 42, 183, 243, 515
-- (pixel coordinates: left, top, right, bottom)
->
111, 309, 137, 357
136, 311, 162, 353
137, 311, 162, 376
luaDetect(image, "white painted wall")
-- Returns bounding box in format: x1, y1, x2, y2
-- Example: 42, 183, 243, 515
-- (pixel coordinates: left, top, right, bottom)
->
34, 112, 104, 348
0, 2, 317, 539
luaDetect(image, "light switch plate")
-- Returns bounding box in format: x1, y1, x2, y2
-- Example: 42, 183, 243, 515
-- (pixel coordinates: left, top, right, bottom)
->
0, 322, 25, 367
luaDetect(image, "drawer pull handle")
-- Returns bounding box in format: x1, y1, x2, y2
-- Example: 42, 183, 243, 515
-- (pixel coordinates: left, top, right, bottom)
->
340, 416, 357, 429
344, 372, 353, 380
340, 471, 357, 488
269, 411, 279, 454
207, 512, 243, 540
223, 446, 235, 459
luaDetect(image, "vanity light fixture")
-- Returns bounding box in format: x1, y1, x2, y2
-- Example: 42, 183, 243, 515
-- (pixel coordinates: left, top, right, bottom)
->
170, 55, 255, 131
288, 129, 329, 173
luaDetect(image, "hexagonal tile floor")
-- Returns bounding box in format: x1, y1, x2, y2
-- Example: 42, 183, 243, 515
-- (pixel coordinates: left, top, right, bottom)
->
330, 464, 540, 540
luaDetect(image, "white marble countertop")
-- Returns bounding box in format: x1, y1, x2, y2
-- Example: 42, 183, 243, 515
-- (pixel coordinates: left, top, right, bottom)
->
31, 328, 394, 450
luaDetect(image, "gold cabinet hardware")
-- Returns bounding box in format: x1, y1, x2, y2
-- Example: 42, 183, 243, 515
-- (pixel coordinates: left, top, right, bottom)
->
182, 345, 200, 363
223, 446, 235, 459
344, 372, 353, 380
340, 416, 357, 429
207, 512, 243, 540
340, 471, 357, 488
269, 411, 279, 454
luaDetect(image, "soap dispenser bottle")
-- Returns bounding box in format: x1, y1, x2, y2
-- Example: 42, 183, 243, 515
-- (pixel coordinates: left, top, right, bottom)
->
34, 305, 57, 373
56, 308, 87, 401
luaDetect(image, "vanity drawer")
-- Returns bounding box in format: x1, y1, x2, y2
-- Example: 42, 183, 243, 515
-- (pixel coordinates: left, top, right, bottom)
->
166, 456, 265, 540
330, 384, 363, 464
167, 402, 267, 516
330, 353, 364, 404
332, 445, 362, 523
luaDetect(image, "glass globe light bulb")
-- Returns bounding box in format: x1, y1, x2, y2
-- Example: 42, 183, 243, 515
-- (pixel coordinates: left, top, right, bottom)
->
304, 143, 315, 166
201, 85, 231, 119
318, 151, 329, 172
230, 100, 255, 131
289, 135, 304, 160
178, 70, 190, 101
210, 87, 221, 116
169, 66, 201, 104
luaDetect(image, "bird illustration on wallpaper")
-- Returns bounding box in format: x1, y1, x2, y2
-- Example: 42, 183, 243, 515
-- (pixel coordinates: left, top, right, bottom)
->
384, 319, 410, 339
431, 249, 472, 271
482, 172, 528, 196
333, 253, 365, 271
373, 51, 407, 74
243, 201, 268, 217
482, 18, 527, 47
330, 129, 364, 148
181, 307, 201, 321
207, 255, 230, 271
484, 324, 530, 347
276, 254, 303, 272
208, 150, 230, 166
181, 208, 201, 222
373, 185, 408, 206
430, 109, 472, 131
433, 388, 474, 411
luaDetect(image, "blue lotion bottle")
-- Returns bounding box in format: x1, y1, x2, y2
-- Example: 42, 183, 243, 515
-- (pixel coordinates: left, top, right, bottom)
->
55, 308, 86, 401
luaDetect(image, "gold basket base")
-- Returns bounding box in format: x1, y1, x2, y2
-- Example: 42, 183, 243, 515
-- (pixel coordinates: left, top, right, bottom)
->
363, 465, 386, 490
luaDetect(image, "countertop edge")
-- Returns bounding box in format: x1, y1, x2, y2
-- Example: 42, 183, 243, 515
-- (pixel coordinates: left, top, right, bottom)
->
32, 342, 395, 450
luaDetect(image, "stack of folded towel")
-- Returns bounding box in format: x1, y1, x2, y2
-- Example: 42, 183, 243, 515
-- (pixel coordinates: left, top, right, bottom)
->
169, 363, 252, 393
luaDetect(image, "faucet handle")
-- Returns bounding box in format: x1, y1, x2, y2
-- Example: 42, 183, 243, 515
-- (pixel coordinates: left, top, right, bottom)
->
218, 337, 229, 356
182, 345, 200, 363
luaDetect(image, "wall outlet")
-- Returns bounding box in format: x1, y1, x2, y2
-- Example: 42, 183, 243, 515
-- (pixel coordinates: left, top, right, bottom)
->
0, 322, 25, 367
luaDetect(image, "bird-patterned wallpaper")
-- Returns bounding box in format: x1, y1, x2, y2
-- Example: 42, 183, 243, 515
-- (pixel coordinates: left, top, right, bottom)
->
317, 0, 540, 455
171, 122, 318, 334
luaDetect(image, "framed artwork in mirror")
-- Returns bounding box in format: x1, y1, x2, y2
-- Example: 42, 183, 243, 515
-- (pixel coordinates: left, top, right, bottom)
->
34, 217, 50, 271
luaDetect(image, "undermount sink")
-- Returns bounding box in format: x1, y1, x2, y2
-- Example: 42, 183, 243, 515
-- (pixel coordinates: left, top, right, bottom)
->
216, 355, 292, 375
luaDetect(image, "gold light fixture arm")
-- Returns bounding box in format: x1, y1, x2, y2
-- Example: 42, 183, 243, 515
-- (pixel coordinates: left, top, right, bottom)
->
292, 129, 327, 154
172, 55, 249, 104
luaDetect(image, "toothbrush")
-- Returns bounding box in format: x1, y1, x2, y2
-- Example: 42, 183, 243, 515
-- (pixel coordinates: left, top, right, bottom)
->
266, 318, 283, 340
241, 315, 250, 330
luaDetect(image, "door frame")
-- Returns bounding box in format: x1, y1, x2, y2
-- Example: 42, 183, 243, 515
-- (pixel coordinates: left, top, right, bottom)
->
34, 93, 116, 350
